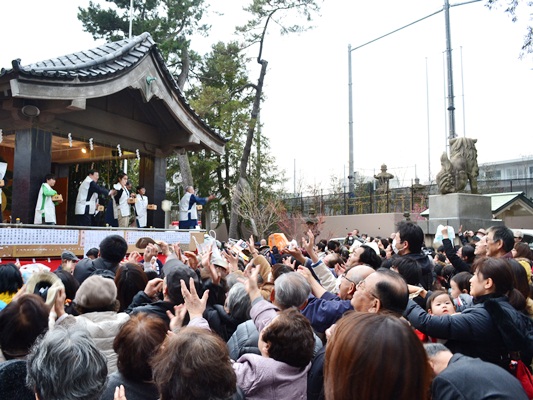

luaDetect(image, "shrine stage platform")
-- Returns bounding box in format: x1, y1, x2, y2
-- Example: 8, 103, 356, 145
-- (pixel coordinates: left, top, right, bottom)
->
0, 224, 204, 268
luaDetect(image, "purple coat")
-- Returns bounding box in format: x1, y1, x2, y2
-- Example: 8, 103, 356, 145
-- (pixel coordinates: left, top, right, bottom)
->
233, 354, 310, 400
232, 298, 310, 400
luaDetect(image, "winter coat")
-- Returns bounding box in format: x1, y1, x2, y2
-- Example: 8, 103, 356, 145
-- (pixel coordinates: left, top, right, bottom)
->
302, 291, 352, 333
442, 238, 472, 273
100, 371, 159, 400
431, 353, 528, 400
73, 257, 118, 285
405, 295, 533, 370
125, 291, 175, 327
57, 311, 129, 374
233, 354, 310, 400
402, 252, 434, 290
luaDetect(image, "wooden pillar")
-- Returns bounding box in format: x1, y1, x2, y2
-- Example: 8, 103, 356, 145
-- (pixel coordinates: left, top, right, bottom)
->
140, 155, 166, 228
12, 128, 52, 223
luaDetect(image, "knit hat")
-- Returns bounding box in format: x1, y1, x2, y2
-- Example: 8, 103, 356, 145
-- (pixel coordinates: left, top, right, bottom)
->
25, 271, 64, 307
74, 275, 118, 310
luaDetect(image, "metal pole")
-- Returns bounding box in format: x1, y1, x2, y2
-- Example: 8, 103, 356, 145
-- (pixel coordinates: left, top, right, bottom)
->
348, 45, 354, 194
293, 158, 296, 196
444, 0, 457, 140
460, 46, 466, 137
128, 0, 134, 39
426, 57, 431, 182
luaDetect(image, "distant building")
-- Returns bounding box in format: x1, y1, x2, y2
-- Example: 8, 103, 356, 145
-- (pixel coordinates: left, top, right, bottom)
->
479, 156, 533, 180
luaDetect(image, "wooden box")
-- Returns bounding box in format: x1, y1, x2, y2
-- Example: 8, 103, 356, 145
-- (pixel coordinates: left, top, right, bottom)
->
147, 204, 157, 210
52, 194, 63, 202
127, 198, 137, 204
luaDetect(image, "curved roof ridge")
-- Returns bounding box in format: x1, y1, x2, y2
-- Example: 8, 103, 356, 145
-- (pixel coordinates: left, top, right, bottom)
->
5, 32, 154, 79
25, 32, 152, 73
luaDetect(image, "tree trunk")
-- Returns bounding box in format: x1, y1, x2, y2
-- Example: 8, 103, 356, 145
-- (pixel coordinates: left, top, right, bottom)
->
228, 59, 268, 239
216, 156, 230, 233
177, 45, 190, 91
174, 148, 194, 189
175, 46, 194, 191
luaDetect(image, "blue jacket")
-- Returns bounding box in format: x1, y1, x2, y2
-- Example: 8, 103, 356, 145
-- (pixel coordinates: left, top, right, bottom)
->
302, 291, 352, 334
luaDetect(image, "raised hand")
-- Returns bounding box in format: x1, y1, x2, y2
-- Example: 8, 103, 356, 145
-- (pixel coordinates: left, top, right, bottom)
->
166, 304, 187, 332
180, 277, 209, 320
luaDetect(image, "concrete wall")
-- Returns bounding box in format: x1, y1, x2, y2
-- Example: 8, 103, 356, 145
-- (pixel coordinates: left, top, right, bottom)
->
212, 212, 414, 242
319, 213, 409, 239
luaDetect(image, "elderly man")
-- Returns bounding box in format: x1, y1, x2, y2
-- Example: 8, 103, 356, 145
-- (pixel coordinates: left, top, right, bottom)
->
227, 271, 323, 361
486, 225, 515, 258
26, 326, 108, 400
350, 267, 409, 317
58, 250, 79, 274
308, 268, 409, 400
178, 186, 215, 229
424, 343, 527, 400
300, 265, 375, 334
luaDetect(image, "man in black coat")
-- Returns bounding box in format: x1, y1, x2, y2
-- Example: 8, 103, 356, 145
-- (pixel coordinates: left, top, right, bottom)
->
393, 221, 434, 290
73, 235, 127, 284
425, 343, 528, 400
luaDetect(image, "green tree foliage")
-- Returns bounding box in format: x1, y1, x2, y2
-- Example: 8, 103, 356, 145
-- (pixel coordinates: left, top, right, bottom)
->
78, 0, 208, 77
181, 41, 286, 232
228, 0, 321, 239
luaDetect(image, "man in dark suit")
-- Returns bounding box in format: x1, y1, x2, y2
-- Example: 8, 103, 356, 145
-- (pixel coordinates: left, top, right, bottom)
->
425, 343, 527, 400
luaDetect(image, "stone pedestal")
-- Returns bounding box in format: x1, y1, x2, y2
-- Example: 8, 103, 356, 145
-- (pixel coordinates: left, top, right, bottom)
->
423, 193, 502, 234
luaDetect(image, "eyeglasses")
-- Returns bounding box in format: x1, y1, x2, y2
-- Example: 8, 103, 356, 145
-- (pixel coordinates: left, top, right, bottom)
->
341, 272, 355, 285
356, 279, 379, 299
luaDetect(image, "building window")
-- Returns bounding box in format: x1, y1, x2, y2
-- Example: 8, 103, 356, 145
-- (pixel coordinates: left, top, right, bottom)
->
486, 170, 501, 179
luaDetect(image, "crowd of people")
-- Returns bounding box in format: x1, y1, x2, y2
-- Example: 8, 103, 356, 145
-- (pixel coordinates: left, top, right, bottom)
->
1, 222, 533, 399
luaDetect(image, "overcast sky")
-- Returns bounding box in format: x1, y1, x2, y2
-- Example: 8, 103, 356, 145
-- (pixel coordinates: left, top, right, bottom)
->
1, 1, 532, 194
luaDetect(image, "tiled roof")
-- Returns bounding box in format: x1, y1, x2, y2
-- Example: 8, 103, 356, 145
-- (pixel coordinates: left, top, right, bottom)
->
3, 32, 154, 80
0, 32, 227, 143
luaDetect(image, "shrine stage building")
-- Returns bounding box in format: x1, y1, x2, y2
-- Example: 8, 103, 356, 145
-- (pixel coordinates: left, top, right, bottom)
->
0, 32, 226, 228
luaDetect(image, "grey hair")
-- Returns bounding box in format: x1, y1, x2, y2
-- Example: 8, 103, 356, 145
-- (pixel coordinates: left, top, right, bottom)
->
26, 326, 108, 400
424, 343, 450, 358
274, 272, 311, 309
225, 283, 251, 322
225, 272, 242, 289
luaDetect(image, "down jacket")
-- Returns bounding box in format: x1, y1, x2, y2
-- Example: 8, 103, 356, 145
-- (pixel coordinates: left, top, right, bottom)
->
57, 311, 129, 374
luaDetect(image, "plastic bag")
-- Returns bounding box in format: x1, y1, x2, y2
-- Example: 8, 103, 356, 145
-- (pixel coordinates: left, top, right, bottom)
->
434, 225, 455, 244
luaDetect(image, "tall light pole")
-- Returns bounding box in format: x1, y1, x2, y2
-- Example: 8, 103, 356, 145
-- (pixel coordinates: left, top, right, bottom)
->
128, 0, 134, 39
444, 0, 457, 140
348, 44, 354, 194
347, 0, 480, 190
